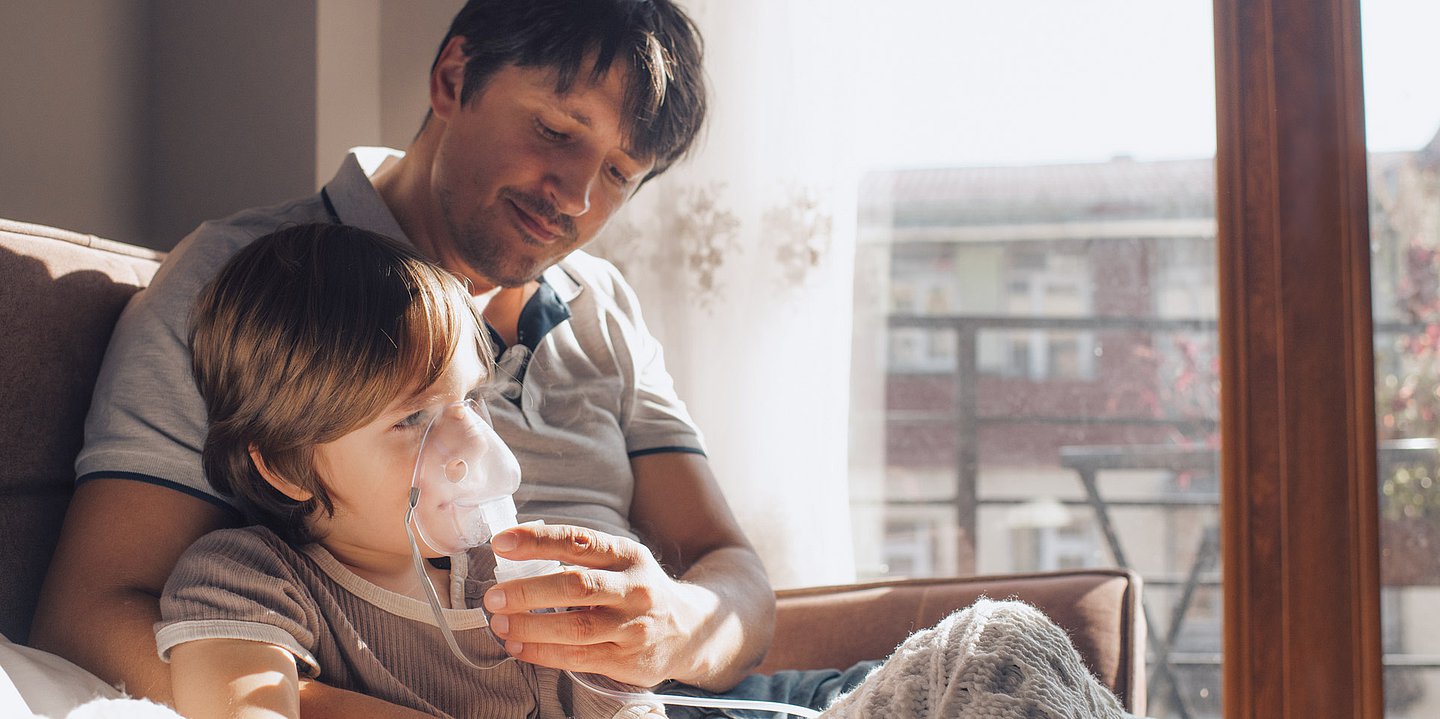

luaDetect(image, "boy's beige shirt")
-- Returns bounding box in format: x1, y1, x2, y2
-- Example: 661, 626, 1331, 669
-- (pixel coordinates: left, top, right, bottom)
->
157, 526, 659, 719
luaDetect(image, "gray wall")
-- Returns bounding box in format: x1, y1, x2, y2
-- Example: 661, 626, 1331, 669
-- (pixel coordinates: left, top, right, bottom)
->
145, 1, 318, 248
0, 0, 455, 251
0, 0, 148, 244
379, 0, 462, 148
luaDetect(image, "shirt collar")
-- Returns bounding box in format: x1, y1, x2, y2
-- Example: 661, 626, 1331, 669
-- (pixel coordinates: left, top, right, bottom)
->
322, 147, 409, 245
541, 263, 583, 303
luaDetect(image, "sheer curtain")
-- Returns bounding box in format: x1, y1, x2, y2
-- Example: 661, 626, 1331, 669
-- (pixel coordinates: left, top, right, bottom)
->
591, 0, 860, 588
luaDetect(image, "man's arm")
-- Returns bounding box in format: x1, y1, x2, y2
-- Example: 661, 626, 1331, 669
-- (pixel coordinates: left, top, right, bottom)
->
629, 451, 775, 689
31, 479, 231, 701
30, 479, 434, 719
484, 452, 775, 691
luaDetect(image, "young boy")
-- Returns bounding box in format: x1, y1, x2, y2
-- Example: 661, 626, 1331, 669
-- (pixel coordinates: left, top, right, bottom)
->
156, 223, 657, 719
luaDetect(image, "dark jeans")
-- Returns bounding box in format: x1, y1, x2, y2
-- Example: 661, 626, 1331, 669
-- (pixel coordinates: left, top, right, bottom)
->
657, 661, 881, 719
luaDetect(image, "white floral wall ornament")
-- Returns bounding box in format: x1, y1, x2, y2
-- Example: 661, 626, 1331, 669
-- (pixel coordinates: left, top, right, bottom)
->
668, 182, 742, 309
764, 185, 834, 290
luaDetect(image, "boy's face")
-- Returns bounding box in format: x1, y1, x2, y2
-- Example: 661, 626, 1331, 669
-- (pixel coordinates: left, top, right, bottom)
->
307, 322, 494, 560
428, 50, 655, 289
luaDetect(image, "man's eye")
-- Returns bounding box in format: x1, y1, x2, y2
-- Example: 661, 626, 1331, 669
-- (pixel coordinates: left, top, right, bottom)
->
609, 165, 632, 185
536, 120, 567, 142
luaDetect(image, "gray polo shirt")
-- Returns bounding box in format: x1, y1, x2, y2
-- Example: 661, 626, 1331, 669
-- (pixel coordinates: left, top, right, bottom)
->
78, 150, 705, 541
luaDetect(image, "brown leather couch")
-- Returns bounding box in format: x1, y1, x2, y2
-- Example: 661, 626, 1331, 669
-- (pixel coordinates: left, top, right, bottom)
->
0, 218, 1147, 714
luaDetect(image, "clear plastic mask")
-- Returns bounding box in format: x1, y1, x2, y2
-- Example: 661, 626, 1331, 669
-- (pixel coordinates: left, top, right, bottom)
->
408, 398, 521, 555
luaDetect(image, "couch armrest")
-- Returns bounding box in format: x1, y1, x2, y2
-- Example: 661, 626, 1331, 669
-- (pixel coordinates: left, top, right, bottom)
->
757, 568, 1145, 715
0, 219, 163, 645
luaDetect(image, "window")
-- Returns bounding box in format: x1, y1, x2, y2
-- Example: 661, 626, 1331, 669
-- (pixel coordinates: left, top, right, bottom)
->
847, 3, 1220, 715
1362, 1, 1440, 714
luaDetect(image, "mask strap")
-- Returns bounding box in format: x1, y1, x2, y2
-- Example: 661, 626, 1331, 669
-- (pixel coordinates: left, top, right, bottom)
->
405, 487, 514, 672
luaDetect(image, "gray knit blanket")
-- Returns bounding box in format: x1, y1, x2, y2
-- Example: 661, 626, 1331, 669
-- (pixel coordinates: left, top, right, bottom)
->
822, 599, 1141, 719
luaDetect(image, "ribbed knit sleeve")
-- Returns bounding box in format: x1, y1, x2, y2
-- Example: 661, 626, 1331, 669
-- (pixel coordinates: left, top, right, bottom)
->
156, 527, 324, 676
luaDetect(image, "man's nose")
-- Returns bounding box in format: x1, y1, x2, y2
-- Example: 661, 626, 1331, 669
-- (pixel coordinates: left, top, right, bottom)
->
545, 155, 599, 218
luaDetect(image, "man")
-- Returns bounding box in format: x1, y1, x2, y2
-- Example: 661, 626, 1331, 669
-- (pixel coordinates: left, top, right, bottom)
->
32, 2, 797, 716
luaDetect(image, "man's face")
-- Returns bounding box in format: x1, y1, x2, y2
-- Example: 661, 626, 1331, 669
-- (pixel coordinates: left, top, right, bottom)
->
430, 61, 654, 288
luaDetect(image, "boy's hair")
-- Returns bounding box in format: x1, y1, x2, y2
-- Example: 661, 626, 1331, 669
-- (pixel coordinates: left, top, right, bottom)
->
429, 0, 707, 182
190, 223, 490, 544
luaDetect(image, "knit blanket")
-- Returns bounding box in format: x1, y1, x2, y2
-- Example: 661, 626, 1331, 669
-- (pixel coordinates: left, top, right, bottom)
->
823, 599, 1140, 719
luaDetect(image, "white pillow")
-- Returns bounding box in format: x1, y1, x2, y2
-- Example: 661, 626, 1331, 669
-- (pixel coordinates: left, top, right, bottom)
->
58, 697, 184, 719
0, 634, 120, 718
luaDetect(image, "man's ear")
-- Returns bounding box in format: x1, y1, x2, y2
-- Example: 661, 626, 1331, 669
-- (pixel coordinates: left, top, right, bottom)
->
430, 35, 468, 122
249, 444, 314, 503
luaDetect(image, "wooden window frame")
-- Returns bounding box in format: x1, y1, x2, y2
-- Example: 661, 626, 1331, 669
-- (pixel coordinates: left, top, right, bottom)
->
1214, 0, 1385, 716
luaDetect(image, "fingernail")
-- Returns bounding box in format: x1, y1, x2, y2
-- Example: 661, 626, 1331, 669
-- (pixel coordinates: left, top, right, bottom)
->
490, 614, 509, 635
493, 533, 518, 552
487, 589, 507, 610
506, 640, 525, 655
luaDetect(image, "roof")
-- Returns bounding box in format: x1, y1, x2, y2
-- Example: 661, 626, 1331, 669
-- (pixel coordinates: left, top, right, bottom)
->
860, 157, 1217, 228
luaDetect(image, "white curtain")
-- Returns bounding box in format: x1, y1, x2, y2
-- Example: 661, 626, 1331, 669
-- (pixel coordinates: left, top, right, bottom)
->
591, 0, 861, 588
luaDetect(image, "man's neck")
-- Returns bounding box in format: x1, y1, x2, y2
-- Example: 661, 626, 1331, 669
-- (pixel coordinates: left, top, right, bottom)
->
486, 284, 541, 348
371, 147, 449, 276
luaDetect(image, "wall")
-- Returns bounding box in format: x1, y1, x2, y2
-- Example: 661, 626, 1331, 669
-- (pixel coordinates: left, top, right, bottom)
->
0, 0, 453, 250
0, 0, 147, 243
378, 0, 461, 150
145, 0, 318, 247
315, 0, 460, 187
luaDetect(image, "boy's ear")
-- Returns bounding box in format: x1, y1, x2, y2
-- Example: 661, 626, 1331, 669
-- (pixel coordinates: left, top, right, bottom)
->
249, 444, 314, 503
430, 36, 468, 122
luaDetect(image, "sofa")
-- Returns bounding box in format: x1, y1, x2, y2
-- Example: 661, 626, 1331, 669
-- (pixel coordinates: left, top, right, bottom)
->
0, 217, 1147, 714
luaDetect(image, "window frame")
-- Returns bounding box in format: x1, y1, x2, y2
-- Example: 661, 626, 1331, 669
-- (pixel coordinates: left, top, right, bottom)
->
1213, 0, 1385, 715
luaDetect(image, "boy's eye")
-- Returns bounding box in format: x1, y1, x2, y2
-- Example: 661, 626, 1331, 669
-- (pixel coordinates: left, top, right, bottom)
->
394, 411, 426, 430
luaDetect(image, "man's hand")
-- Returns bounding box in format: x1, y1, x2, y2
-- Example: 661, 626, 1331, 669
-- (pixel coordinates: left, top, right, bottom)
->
483, 523, 735, 688
485, 452, 775, 692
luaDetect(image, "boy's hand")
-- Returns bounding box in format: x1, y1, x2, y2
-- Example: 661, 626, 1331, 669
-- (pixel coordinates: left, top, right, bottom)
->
483, 523, 732, 687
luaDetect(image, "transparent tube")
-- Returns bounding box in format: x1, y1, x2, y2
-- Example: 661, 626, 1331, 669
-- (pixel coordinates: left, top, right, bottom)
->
565, 669, 822, 718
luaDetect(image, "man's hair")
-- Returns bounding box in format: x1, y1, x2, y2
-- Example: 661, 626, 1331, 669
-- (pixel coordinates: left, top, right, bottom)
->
190, 223, 490, 544
431, 0, 707, 181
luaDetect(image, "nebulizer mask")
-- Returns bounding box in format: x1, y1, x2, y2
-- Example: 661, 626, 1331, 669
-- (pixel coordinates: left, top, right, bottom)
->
403, 398, 560, 664
403, 399, 820, 718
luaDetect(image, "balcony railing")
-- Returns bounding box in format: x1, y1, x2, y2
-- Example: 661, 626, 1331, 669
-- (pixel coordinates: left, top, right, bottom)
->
875, 313, 1438, 718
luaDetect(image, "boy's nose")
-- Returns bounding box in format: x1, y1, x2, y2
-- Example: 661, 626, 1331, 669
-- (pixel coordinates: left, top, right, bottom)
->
445, 458, 468, 483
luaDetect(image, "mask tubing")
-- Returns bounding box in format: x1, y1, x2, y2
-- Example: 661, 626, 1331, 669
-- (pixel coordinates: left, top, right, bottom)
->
405, 489, 512, 672
565, 669, 823, 718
